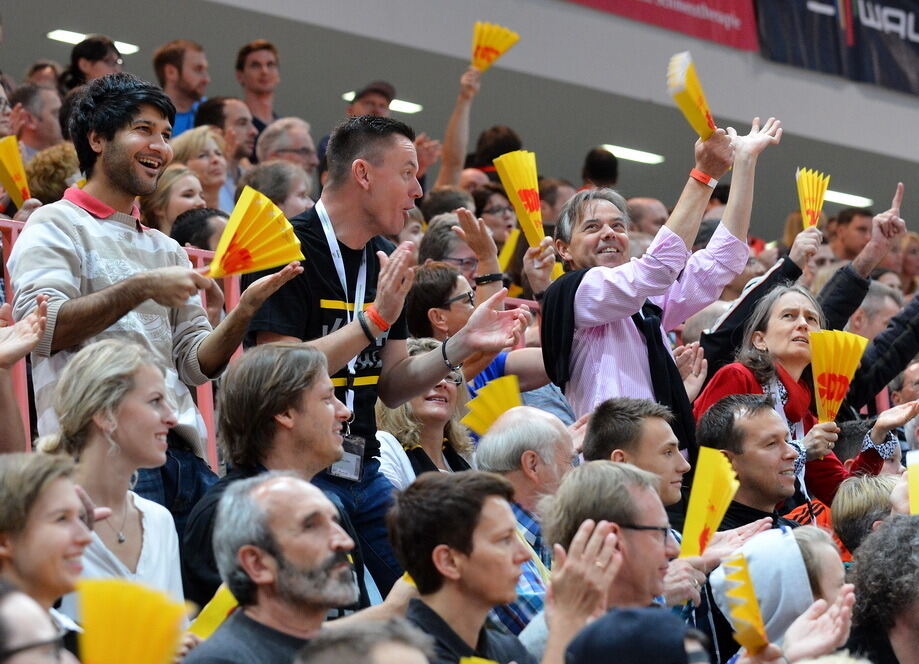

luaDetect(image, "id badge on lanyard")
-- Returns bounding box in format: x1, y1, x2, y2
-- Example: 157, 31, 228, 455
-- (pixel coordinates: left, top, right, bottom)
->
317, 200, 368, 482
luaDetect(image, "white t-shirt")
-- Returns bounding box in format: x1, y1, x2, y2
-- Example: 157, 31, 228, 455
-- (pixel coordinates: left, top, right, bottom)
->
58, 492, 184, 622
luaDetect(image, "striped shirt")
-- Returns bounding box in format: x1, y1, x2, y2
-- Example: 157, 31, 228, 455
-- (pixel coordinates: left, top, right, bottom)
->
489, 503, 550, 635
567, 224, 748, 418
9, 187, 213, 455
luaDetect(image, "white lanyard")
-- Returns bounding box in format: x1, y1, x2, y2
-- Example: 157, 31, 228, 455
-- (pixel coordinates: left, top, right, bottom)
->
316, 200, 367, 411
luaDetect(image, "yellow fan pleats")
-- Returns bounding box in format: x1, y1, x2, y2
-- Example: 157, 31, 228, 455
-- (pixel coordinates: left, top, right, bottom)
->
907, 450, 919, 515
667, 52, 716, 140
206, 185, 305, 278
796, 168, 830, 230
497, 228, 521, 272
460, 374, 522, 436
809, 330, 868, 422
680, 446, 739, 558
494, 151, 542, 247
722, 553, 769, 654
0, 136, 30, 207
78, 579, 186, 664
493, 150, 564, 281
189, 584, 238, 639
471, 22, 520, 72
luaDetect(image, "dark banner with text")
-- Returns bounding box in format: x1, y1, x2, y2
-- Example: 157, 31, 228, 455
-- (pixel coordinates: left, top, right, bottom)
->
757, 0, 919, 95
568, 0, 759, 50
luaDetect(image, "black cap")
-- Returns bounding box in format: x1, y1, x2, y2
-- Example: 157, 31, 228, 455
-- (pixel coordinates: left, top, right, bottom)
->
353, 80, 395, 103
565, 608, 688, 664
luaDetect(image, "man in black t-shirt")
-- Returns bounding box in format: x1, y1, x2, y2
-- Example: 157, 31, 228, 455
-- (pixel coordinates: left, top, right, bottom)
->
244, 115, 527, 595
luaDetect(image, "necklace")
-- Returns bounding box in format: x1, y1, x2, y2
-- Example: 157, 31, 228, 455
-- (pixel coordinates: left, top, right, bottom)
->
105, 505, 130, 544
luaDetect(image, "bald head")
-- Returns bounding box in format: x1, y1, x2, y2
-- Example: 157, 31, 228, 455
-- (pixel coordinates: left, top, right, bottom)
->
627, 197, 668, 235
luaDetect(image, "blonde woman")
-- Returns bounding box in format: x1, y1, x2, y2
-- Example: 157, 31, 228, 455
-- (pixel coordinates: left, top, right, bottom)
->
375, 337, 473, 490
171, 126, 227, 210
898, 231, 919, 297
139, 165, 205, 236
38, 339, 184, 621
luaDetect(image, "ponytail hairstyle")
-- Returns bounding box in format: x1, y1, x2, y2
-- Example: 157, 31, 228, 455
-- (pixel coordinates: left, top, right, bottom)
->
37, 339, 161, 457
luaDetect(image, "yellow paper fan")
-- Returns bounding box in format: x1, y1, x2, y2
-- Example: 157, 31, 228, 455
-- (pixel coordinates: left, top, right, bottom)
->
796, 167, 830, 229
205, 185, 305, 278
680, 447, 739, 558
460, 658, 500, 664
493, 150, 543, 248
471, 21, 520, 72
722, 553, 769, 654
79, 579, 186, 664
498, 227, 521, 272
0, 135, 30, 208
460, 374, 522, 435
907, 450, 919, 515
189, 584, 238, 639
809, 330, 868, 422
667, 52, 716, 140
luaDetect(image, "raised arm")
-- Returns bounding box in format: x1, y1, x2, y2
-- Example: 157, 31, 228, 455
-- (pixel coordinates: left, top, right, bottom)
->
433, 67, 481, 189
377, 289, 527, 407
661, 129, 734, 249
718, 117, 782, 241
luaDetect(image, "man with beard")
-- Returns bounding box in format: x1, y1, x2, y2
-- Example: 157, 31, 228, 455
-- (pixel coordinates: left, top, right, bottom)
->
8, 72, 299, 472
186, 473, 359, 663
152, 39, 210, 137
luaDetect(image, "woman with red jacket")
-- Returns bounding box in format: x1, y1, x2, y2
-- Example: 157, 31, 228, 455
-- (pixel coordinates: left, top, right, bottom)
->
694, 284, 904, 506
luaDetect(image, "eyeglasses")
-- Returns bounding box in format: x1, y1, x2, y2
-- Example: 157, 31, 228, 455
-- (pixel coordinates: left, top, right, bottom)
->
442, 256, 478, 272
0, 629, 67, 662
441, 370, 464, 385
441, 291, 475, 308
618, 523, 673, 544
482, 205, 514, 216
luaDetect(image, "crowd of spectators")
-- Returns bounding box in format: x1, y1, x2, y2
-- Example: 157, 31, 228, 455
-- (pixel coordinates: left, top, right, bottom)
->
0, 25, 917, 664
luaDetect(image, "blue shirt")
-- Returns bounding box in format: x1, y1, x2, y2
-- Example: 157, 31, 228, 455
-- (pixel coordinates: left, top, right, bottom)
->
488, 502, 549, 635
172, 100, 202, 138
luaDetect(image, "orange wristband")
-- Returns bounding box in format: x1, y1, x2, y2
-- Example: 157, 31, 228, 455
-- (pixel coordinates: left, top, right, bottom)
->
365, 304, 390, 332
689, 168, 718, 189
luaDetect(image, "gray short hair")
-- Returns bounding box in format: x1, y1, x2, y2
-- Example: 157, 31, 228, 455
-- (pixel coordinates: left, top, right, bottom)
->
540, 461, 658, 550
294, 617, 434, 664
858, 280, 903, 317
213, 471, 299, 605
418, 214, 463, 263
555, 188, 630, 245
256, 116, 311, 163
475, 407, 563, 472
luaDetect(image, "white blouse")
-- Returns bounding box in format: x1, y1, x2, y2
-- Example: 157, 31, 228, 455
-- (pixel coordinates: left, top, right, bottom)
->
58, 492, 184, 622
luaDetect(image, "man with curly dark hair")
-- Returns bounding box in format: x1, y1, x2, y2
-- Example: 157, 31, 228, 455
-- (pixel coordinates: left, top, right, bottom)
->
846, 515, 919, 663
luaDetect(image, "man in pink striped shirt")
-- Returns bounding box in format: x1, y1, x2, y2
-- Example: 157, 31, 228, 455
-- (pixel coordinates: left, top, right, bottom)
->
541, 118, 783, 451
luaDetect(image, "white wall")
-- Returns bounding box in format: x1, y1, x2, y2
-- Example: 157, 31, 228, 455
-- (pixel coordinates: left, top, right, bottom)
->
213, 0, 919, 162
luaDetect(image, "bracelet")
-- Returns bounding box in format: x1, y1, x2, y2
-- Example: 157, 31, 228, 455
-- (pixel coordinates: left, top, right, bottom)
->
441, 336, 463, 371
689, 168, 718, 189
365, 304, 390, 332
474, 273, 504, 286
356, 310, 376, 344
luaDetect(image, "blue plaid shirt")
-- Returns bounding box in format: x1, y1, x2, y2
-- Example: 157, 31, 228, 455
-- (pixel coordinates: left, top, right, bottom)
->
488, 503, 550, 635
